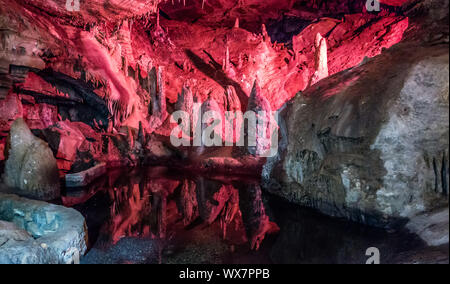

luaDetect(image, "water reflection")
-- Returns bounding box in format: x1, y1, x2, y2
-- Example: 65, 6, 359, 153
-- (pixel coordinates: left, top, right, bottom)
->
63, 167, 278, 263
64, 167, 429, 264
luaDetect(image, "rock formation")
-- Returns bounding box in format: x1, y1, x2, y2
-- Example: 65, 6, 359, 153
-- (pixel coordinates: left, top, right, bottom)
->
2, 119, 60, 201
263, 42, 449, 228
0, 193, 87, 264
246, 80, 274, 157
309, 33, 329, 86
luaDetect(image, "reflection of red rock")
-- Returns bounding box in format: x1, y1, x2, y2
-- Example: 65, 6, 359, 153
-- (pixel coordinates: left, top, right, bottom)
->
109, 183, 150, 243
177, 179, 199, 226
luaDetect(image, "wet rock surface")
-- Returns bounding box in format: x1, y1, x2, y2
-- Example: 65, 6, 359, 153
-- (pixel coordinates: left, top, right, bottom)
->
63, 167, 447, 264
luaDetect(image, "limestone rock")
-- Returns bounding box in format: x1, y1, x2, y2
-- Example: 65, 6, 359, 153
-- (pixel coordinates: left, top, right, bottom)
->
175, 84, 194, 136
246, 80, 273, 157
0, 193, 87, 264
309, 33, 329, 86
2, 118, 60, 201
0, 220, 32, 245
263, 43, 449, 228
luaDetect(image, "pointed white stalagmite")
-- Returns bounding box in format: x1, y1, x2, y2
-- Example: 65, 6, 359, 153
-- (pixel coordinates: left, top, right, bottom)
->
261, 24, 269, 42
234, 18, 239, 29
246, 80, 273, 156
309, 33, 329, 86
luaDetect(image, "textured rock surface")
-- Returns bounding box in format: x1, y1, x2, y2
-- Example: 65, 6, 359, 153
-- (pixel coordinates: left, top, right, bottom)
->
406, 208, 449, 246
2, 118, 60, 201
263, 42, 449, 227
65, 163, 107, 188
0, 193, 87, 264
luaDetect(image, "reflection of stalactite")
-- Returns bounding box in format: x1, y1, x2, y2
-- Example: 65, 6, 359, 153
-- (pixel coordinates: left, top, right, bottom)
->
236, 183, 279, 250
177, 179, 199, 226
107, 183, 152, 244
149, 193, 167, 239
196, 178, 233, 225
219, 187, 240, 240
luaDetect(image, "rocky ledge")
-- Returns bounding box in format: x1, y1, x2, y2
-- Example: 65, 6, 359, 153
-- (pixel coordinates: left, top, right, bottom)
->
0, 192, 87, 264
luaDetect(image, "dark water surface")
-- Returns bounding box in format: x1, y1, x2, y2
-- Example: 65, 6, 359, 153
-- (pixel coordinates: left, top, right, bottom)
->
62, 167, 431, 264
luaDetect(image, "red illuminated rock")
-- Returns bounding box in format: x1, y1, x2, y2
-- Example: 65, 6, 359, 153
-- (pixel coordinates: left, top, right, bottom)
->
0, 93, 23, 137
45, 121, 85, 172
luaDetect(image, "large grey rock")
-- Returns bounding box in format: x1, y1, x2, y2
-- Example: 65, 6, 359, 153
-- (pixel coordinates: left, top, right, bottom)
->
263, 43, 449, 227
2, 118, 60, 201
0, 193, 87, 264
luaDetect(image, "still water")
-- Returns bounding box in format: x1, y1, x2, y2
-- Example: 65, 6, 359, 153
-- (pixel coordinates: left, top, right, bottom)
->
62, 167, 430, 264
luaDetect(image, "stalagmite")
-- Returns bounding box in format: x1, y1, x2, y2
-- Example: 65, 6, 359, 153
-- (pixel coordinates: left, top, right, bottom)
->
222, 46, 230, 72
176, 84, 195, 135
246, 80, 273, 157
261, 24, 270, 42
309, 33, 329, 86
195, 97, 224, 153
148, 66, 168, 130
234, 18, 240, 29
156, 66, 167, 118
224, 85, 242, 145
